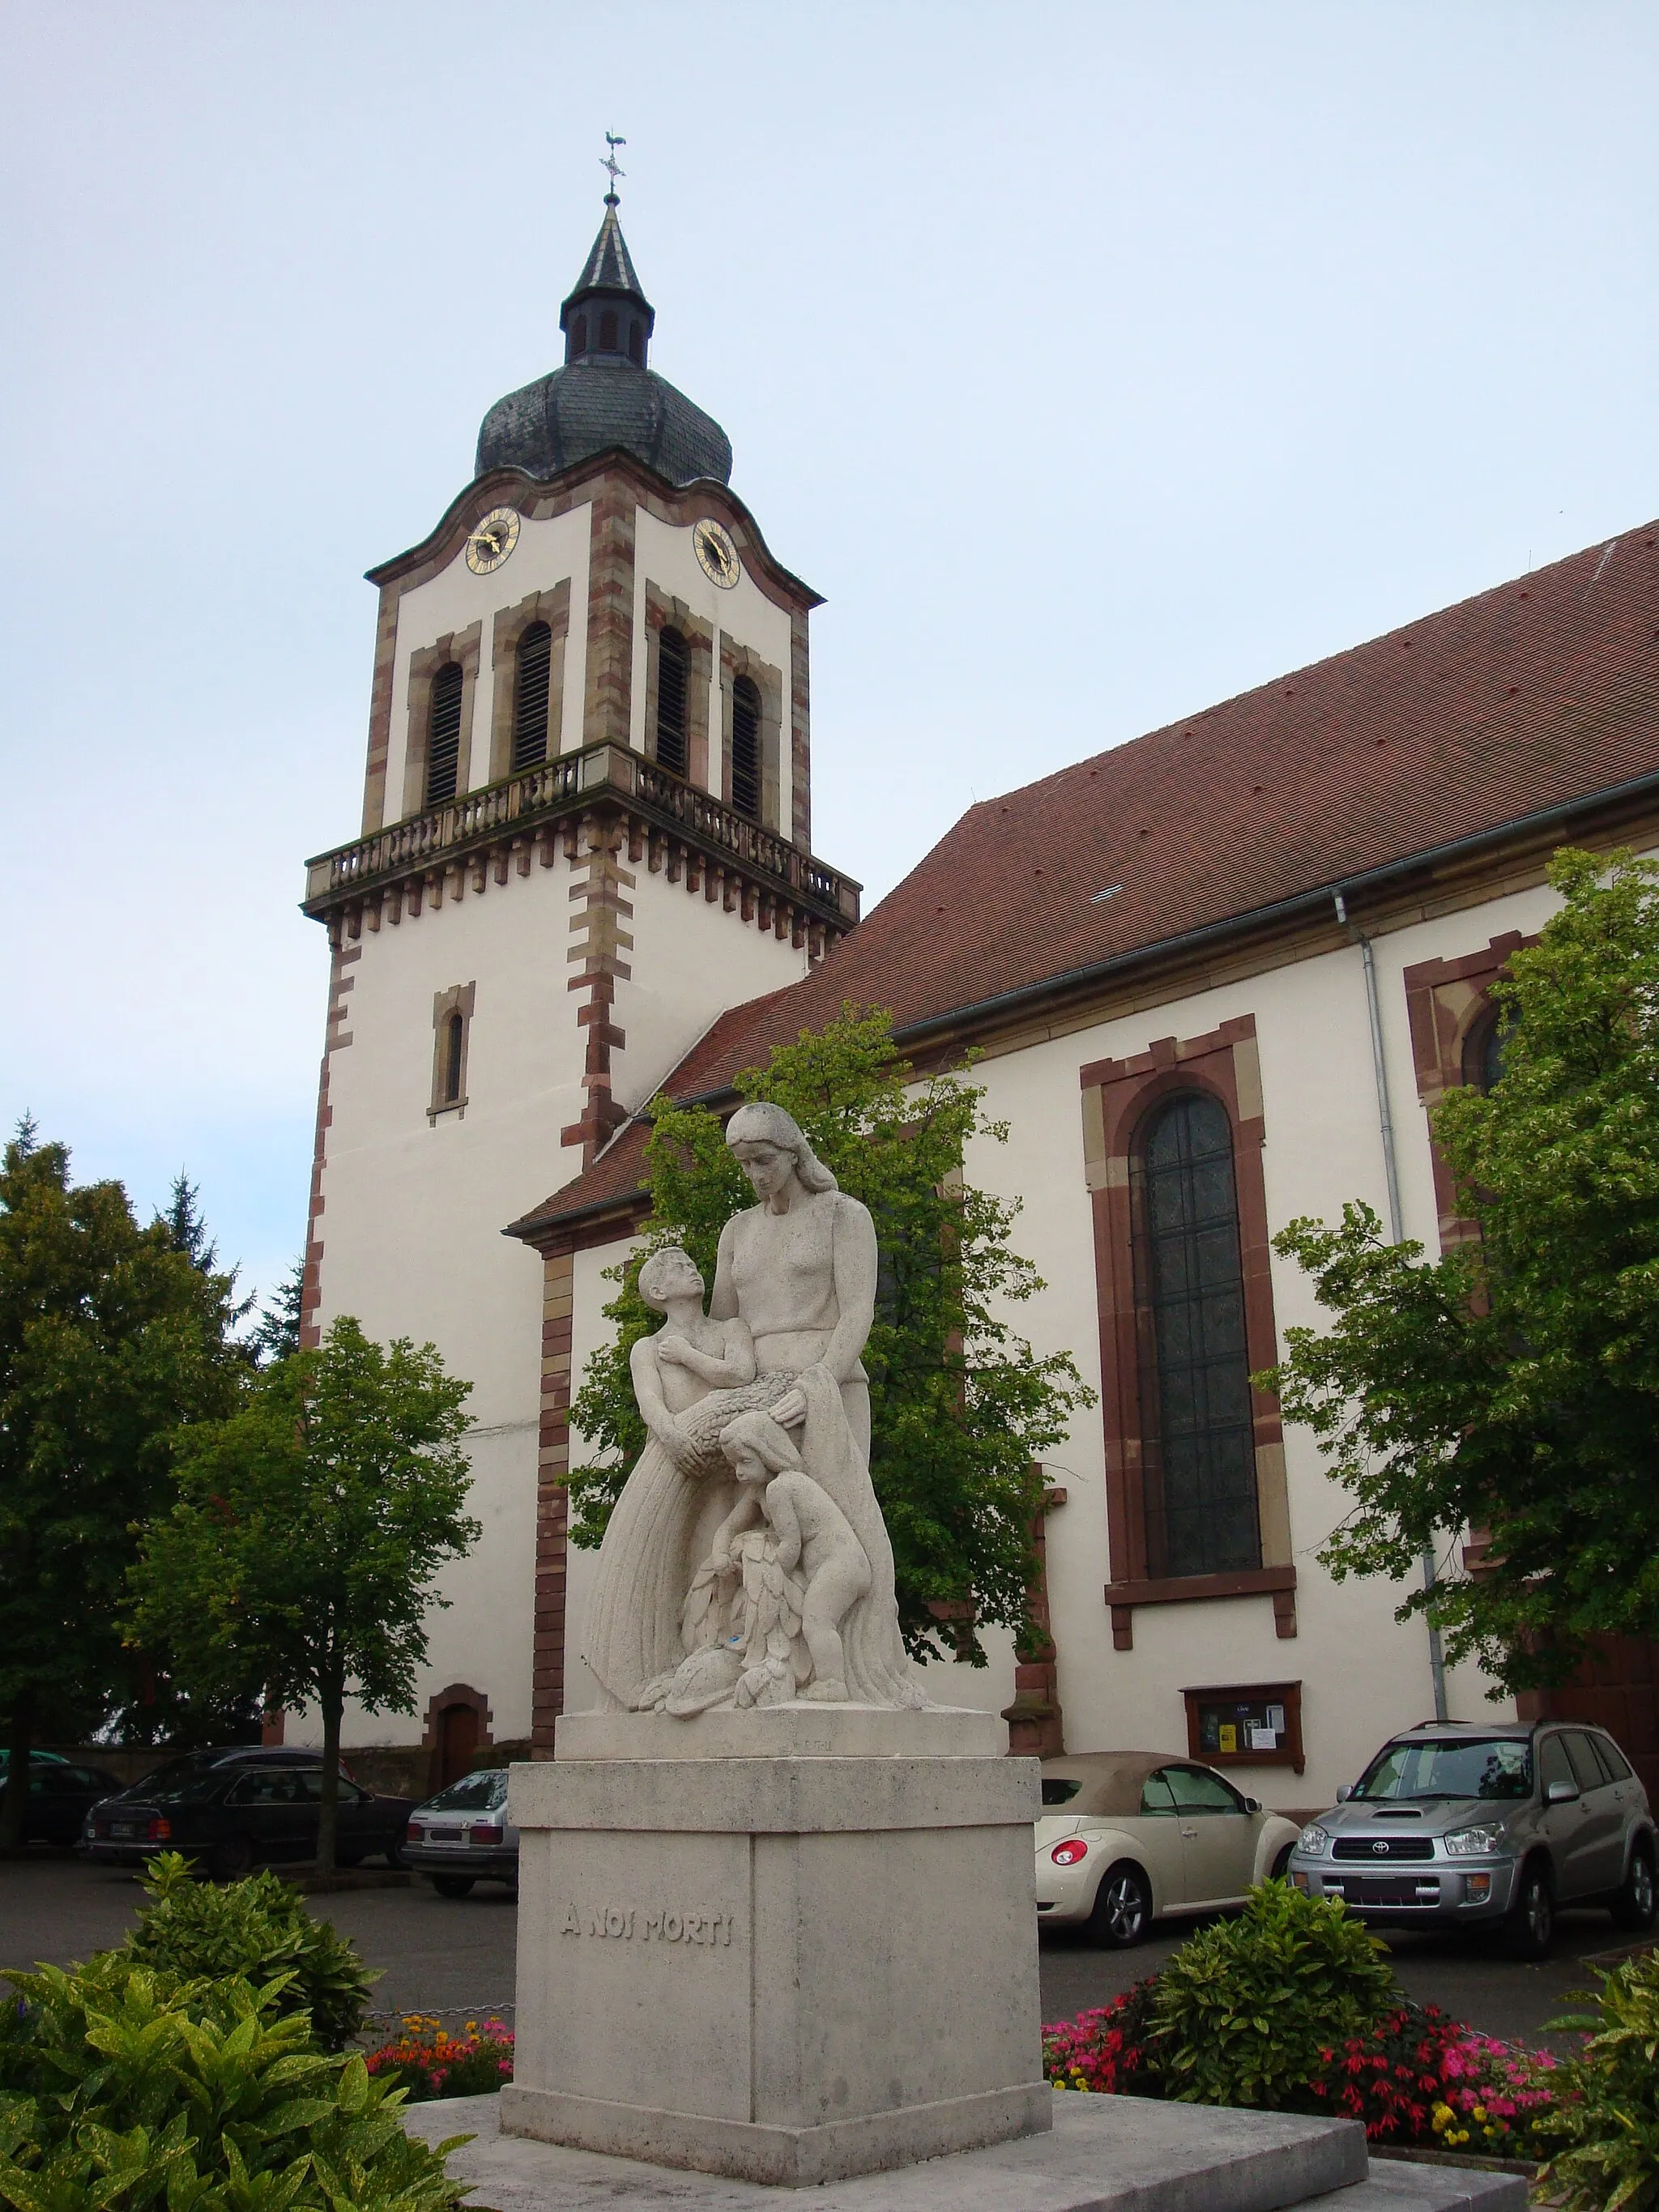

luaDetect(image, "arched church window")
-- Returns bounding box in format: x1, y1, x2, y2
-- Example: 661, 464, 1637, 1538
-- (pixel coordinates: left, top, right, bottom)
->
627, 319, 645, 365
731, 675, 762, 821
1132, 1090, 1260, 1580
599, 308, 618, 352
425, 662, 464, 807
655, 627, 689, 777
443, 1012, 464, 1105
511, 620, 553, 771
569, 313, 586, 358
1463, 1005, 1512, 1093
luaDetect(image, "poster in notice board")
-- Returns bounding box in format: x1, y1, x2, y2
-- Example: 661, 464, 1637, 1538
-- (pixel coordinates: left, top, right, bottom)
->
1186, 1684, 1303, 1772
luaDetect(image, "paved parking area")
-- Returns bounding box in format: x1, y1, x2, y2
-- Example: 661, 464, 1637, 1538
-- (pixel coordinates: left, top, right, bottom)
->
0, 1852, 1640, 2052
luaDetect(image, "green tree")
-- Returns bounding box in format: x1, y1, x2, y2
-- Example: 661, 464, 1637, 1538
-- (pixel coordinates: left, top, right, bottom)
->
128, 1318, 478, 1870
1262, 848, 1659, 1692
569, 1004, 1093, 1664
0, 1123, 244, 1842
249, 1252, 306, 1366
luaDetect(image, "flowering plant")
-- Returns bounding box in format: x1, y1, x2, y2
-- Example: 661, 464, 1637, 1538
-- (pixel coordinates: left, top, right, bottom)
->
365, 2013, 515, 2102
1043, 1979, 1161, 2097
1303, 2004, 1554, 2151
1044, 1988, 1555, 2156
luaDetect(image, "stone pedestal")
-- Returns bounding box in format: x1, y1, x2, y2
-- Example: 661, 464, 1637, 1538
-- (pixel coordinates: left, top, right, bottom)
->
502, 1708, 1050, 2188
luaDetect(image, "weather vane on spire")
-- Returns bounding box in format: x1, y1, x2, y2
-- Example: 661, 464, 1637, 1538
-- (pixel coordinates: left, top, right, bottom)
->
601, 132, 626, 202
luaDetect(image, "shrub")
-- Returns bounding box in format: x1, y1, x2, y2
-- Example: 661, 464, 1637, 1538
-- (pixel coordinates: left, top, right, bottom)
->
1534, 1948, 1659, 2209
1044, 1979, 1162, 2097
1148, 1882, 1398, 2109
118, 1850, 377, 2052
0, 1956, 470, 2209
367, 2015, 515, 2103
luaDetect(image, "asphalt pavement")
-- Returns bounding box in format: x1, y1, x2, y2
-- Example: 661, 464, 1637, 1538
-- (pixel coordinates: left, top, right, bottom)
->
0, 1852, 1641, 2053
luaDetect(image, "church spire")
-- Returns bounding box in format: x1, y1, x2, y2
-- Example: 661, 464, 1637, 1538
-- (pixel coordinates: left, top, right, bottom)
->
561, 145, 655, 369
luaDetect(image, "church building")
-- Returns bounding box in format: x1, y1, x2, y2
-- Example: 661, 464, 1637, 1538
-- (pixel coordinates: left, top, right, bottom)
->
299, 193, 1659, 1805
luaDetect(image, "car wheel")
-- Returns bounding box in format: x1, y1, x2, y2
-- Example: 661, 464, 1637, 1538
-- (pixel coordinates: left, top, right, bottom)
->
1502, 1859, 1554, 1958
209, 1834, 254, 1884
432, 1874, 476, 1899
1088, 1863, 1153, 1949
1610, 1842, 1657, 1933
1270, 1843, 1294, 1882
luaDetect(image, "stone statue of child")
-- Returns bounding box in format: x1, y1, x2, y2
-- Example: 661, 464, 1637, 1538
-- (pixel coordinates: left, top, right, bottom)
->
629, 1247, 757, 1470
709, 1410, 873, 1704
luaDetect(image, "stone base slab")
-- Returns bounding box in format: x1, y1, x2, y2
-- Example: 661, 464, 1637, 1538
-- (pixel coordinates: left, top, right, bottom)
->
501, 2079, 1051, 2189
406, 2091, 1390, 2209
507, 1750, 1044, 2184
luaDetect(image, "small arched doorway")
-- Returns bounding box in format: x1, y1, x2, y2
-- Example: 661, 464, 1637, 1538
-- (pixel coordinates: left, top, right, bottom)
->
423, 1683, 493, 1790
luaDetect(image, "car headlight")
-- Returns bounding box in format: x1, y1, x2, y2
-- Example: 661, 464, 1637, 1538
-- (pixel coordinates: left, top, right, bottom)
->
1442, 1826, 1504, 1858
1298, 1824, 1329, 1855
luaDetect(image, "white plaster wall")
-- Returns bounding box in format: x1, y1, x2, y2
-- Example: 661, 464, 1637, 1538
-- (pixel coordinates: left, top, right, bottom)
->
383, 505, 593, 813
629, 507, 795, 829
612, 867, 808, 1115
957, 864, 1641, 1810
305, 856, 589, 1747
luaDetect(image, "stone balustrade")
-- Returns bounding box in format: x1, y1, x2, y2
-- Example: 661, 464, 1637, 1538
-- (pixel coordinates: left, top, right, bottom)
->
302, 743, 861, 943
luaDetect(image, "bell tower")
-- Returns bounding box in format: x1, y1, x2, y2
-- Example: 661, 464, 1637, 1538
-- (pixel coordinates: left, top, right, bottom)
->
294, 185, 859, 1754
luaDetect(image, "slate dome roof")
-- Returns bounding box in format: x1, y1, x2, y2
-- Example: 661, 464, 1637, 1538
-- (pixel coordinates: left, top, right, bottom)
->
474, 198, 732, 488
475, 361, 732, 487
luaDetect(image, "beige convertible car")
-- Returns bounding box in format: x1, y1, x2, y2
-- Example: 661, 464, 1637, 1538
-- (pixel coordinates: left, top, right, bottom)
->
1035, 1752, 1303, 1946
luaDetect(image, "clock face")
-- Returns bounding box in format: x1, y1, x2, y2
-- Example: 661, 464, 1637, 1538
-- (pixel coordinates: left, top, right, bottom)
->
465, 506, 521, 575
693, 517, 740, 590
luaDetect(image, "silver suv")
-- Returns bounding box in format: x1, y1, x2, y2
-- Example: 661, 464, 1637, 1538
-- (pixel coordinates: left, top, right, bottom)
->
1289, 1720, 1655, 1958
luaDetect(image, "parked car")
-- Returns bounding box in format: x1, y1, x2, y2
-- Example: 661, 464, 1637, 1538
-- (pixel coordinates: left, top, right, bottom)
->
403, 1768, 518, 1897
83, 1750, 410, 1881
1034, 1752, 1303, 1946
0, 1759, 125, 1846
1288, 1720, 1657, 1958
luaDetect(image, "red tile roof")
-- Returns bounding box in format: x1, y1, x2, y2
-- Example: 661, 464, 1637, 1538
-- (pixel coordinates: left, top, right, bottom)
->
510, 523, 1659, 1237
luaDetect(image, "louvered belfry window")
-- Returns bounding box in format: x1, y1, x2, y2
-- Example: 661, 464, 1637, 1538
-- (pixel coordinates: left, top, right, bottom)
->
731, 676, 762, 821
655, 628, 689, 777
512, 621, 553, 770
425, 662, 464, 806
1132, 1091, 1260, 1579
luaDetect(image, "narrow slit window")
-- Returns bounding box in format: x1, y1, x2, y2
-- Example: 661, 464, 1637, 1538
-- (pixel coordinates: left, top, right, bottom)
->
425, 662, 464, 806
512, 620, 553, 770
627, 319, 645, 366
656, 627, 689, 777
731, 676, 762, 820
599, 308, 618, 352
443, 1012, 464, 1104
569, 313, 586, 358
1133, 1092, 1260, 1579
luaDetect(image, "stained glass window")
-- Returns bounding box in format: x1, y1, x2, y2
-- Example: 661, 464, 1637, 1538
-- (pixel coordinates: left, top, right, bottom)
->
1136, 1092, 1260, 1578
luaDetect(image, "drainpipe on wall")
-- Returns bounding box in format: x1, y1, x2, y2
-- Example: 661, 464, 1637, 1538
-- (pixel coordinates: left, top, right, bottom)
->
1333, 890, 1450, 1724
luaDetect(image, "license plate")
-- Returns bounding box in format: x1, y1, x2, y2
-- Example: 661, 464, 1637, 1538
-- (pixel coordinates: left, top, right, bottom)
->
428, 1827, 464, 1846
111, 1824, 136, 1839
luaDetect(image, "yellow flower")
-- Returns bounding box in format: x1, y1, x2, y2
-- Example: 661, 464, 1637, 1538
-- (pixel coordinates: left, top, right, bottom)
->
1473, 2105, 1487, 2124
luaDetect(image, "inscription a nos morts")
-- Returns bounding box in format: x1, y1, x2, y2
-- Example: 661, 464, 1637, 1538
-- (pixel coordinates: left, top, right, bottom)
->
558, 1901, 736, 1946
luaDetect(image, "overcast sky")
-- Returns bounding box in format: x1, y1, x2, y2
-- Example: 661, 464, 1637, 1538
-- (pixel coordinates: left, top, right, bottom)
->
6, 2, 1657, 1316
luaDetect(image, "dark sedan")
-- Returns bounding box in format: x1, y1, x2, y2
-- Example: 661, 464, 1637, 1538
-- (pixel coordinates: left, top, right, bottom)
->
84, 1751, 412, 1880
0, 1760, 125, 1847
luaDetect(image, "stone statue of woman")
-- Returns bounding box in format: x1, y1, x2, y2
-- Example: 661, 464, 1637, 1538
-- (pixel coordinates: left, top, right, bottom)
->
579, 1102, 923, 1713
